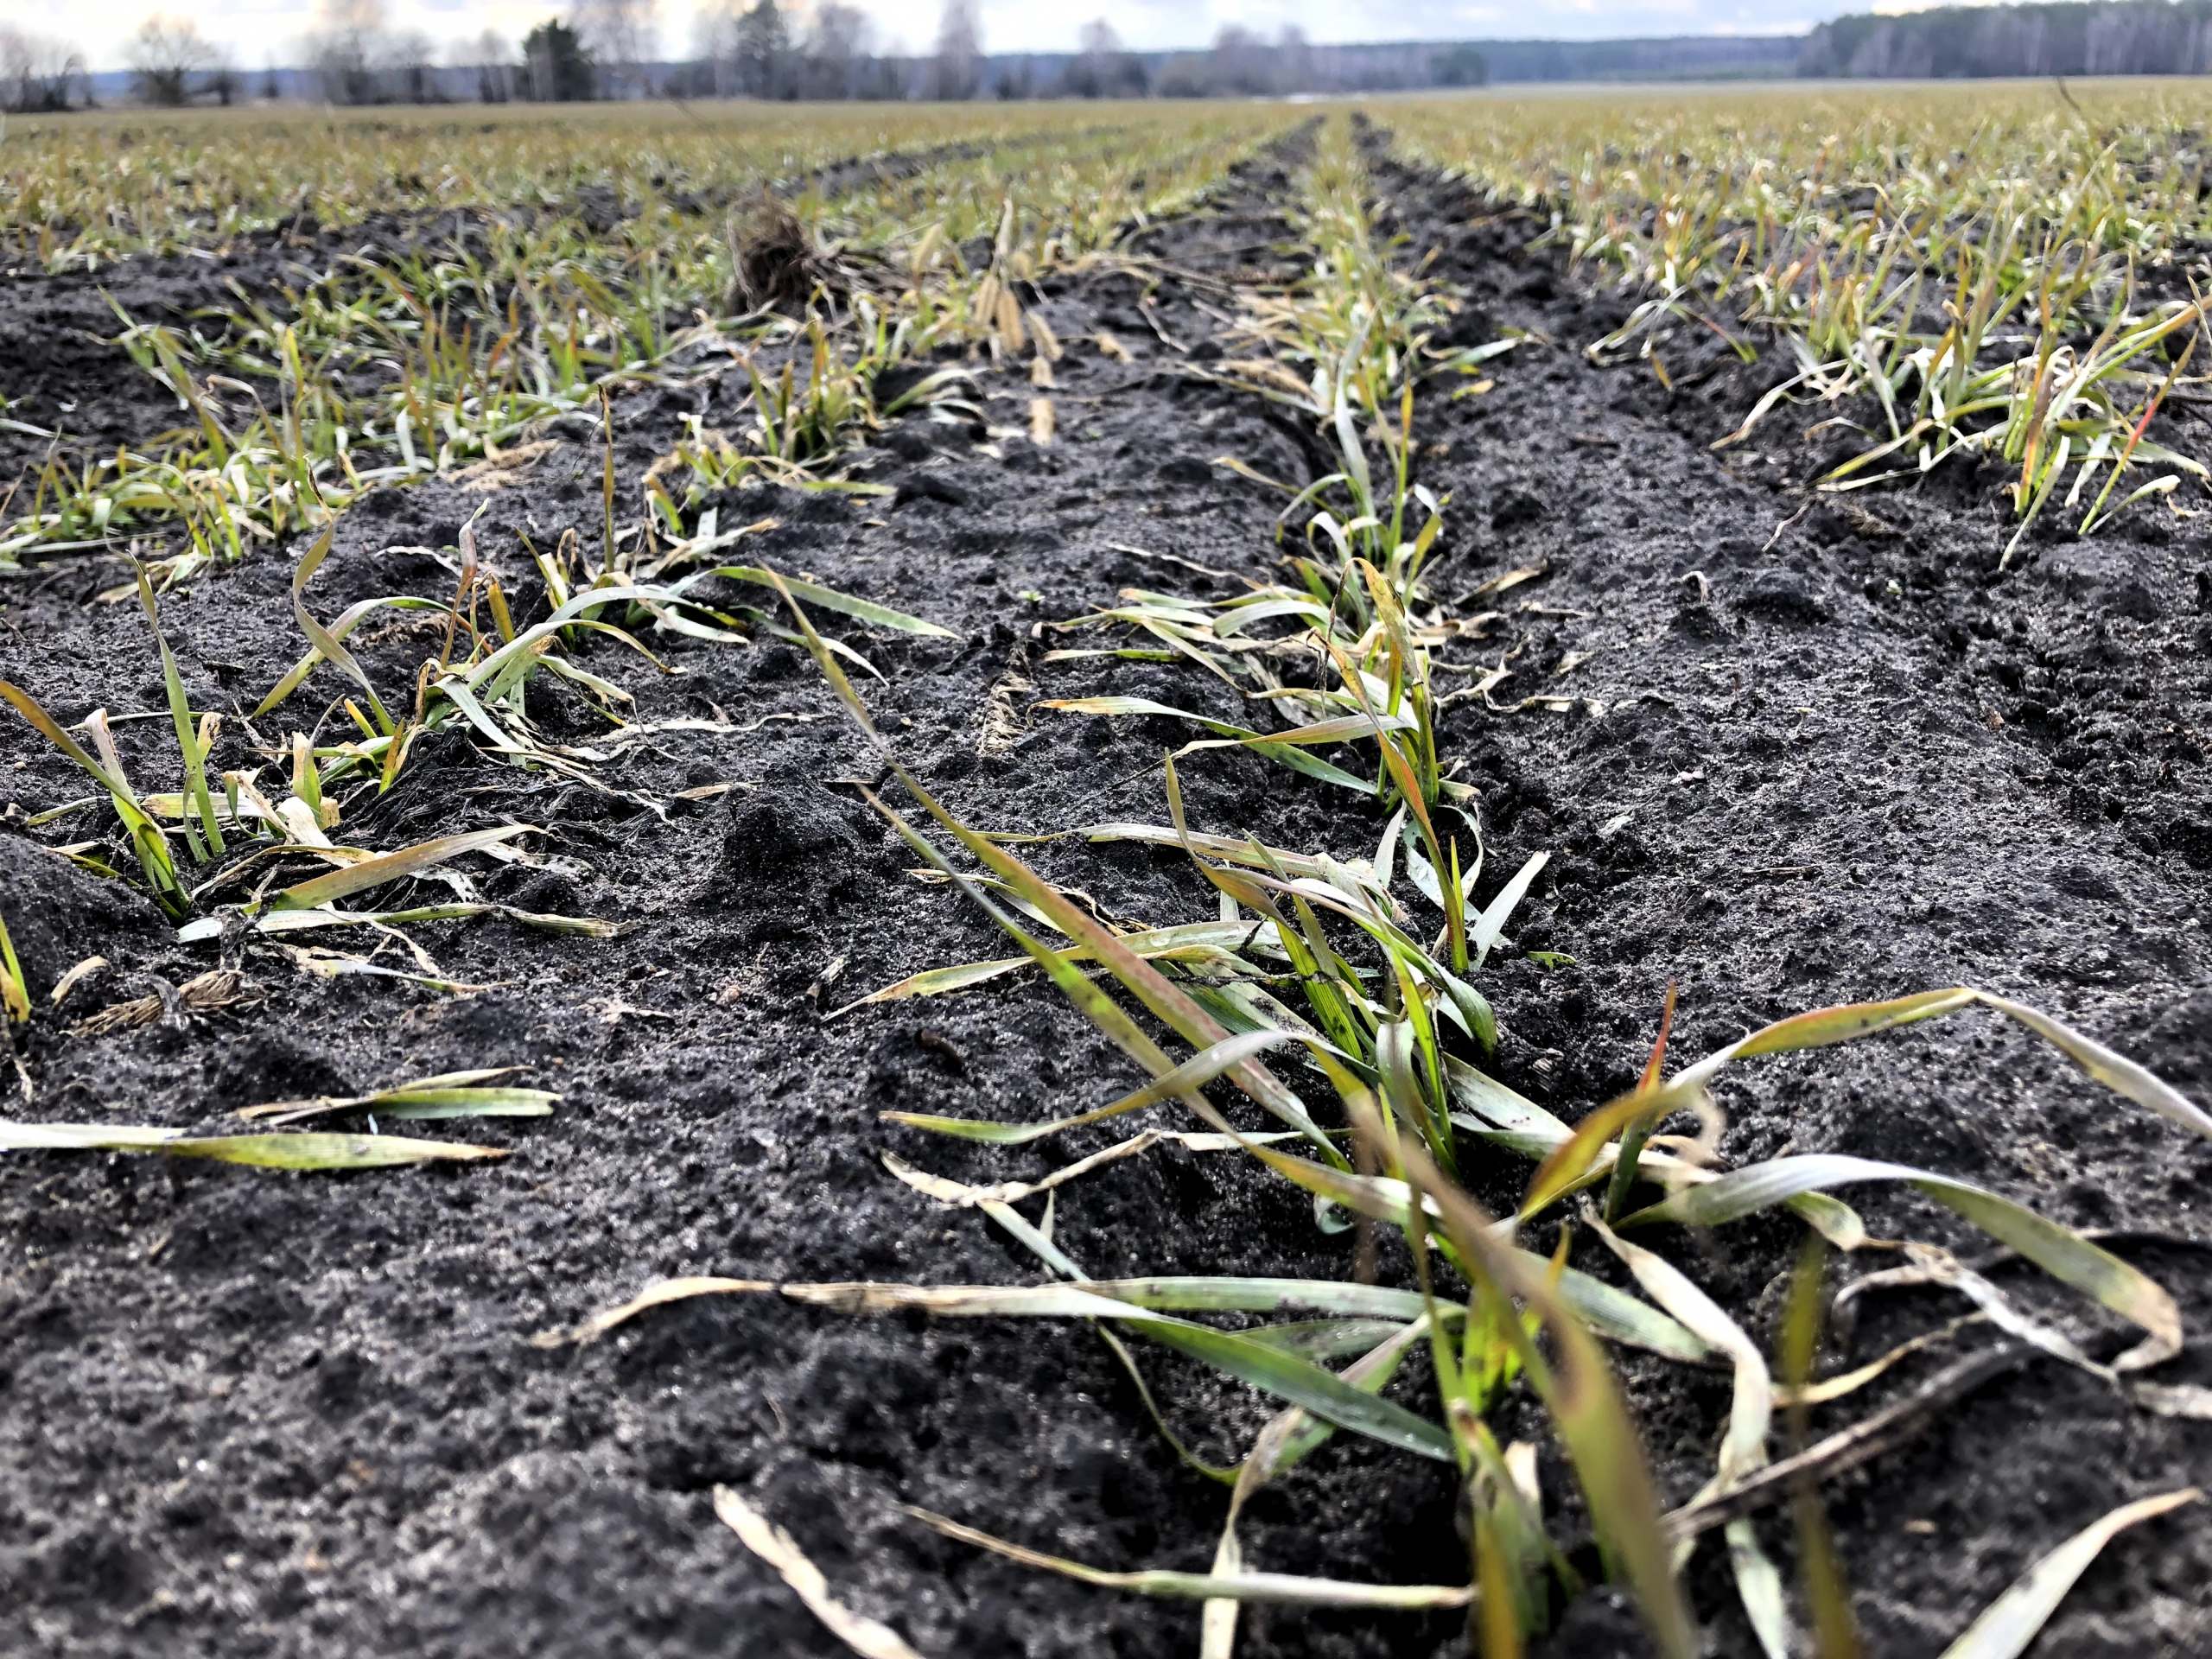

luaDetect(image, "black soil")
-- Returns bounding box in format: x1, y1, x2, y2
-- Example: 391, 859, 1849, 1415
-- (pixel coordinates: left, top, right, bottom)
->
0, 208, 495, 486
0, 122, 1087, 492
3, 123, 2209, 1659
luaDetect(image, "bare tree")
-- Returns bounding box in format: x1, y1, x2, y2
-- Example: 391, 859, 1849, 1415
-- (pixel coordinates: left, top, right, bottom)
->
2, 29, 86, 112
931, 0, 981, 100
128, 15, 215, 106
305, 0, 389, 105
1276, 24, 1312, 93
384, 29, 438, 103
801, 3, 870, 99
571, 0, 657, 99
1069, 19, 1141, 97
690, 1, 736, 96
453, 30, 513, 103
44, 34, 89, 109
1210, 25, 1271, 96
859, 44, 906, 101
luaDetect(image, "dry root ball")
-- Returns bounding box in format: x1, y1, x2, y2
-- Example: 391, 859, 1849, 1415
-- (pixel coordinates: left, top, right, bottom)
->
726, 197, 878, 316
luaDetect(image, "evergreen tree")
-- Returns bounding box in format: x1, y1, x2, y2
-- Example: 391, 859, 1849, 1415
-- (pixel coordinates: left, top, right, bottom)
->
523, 19, 597, 101
735, 0, 787, 98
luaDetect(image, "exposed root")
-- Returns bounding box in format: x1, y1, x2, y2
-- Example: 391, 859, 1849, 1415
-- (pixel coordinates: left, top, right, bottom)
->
727, 195, 880, 315
73, 969, 251, 1038
978, 649, 1034, 758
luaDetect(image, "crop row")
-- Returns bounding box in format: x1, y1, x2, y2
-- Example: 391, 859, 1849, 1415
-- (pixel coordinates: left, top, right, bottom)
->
1391, 79, 2212, 560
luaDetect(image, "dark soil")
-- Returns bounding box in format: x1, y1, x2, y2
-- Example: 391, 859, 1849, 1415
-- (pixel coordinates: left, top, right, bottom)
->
1368, 132, 2212, 1656
0, 207, 494, 487
3, 121, 2209, 1659
0, 247, 256, 486
0, 124, 1147, 495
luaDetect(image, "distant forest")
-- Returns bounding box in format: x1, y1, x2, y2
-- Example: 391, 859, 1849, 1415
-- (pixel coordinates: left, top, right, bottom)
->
1802, 3, 2212, 78
8, 1, 2212, 115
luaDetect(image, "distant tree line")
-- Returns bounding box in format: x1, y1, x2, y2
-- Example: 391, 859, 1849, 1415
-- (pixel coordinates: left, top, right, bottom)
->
667, 10, 1487, 103
42, 0, 2212, 117
1802, 2, 2212, 78
285, 2, 1491, 105
1474, 35, 1795, 83
15, 0, 1497, 111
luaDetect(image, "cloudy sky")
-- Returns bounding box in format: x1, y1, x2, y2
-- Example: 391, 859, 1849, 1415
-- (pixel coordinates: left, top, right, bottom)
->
51, 0, 1984, 73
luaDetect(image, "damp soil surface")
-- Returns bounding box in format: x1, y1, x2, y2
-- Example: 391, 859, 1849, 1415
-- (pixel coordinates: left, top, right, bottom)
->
3, 125, 2210, 1659
0, 125, 1136, 492
0, 207, 532, 488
